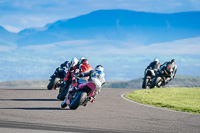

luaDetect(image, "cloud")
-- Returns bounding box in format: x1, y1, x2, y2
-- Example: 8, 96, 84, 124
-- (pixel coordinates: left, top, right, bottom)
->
130, 37, 200, 55
3, 25, 21, 33
0, 45, 15, 52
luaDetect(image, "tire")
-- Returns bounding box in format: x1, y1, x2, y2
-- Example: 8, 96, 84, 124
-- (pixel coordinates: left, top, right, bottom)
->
142, 76, 150, 89
57, 84, 71, 100
156, 77, 163, 88
47, 77, 60, 90
47, 77, 55, 90
69, 91, 87, 110
150, 76, 162, 89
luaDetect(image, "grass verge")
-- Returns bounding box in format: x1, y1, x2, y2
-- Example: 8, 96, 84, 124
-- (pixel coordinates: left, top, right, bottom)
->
125, 87, 200, 114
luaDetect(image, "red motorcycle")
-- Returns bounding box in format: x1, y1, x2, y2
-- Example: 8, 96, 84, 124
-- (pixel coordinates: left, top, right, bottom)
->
61, 75, 100, 110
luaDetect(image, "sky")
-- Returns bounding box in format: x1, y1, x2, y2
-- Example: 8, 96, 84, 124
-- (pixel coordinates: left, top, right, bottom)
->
0, 0, 200, 33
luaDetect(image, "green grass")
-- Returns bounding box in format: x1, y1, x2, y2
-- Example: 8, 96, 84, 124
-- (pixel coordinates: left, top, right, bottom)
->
125, 87, 200, 114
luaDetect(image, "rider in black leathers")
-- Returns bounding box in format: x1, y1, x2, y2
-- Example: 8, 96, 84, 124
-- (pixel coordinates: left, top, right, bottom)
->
160, 59, 177, 84
145, 58, 161, 77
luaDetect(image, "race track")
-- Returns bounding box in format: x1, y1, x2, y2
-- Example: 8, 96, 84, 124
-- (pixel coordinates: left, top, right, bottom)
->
0, 87, 200, 133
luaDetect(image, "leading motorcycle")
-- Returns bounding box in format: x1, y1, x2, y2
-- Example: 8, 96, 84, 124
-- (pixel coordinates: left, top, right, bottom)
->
61, 75, 100, 110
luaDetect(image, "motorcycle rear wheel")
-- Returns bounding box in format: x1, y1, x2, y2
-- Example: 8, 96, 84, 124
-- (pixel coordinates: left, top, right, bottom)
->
150, 76, 162, 89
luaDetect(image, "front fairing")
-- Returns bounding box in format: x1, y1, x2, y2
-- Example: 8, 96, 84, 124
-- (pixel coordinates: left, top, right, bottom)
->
78, 82, 96, 97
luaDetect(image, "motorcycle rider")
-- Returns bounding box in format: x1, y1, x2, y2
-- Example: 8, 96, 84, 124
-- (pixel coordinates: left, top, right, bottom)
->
61, 65, 105, 108
170, 59, 177, 79
57, 57, 78, 86
161, 59, 177, 84
49, 60, 69, 80
70, 58, 93, 74
77, 65, 105, 102
60, 58, 93, 87
145, 58, 161, 77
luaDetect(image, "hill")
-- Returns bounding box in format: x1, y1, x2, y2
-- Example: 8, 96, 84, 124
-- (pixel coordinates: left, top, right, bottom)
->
0, 10, 200, 46
0, 10, 200, 81
104, 76, 200, 88
11, 10, 200, 46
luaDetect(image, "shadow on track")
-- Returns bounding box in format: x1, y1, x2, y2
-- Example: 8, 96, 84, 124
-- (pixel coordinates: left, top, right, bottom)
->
0, 107, 70, 110
0, 99, 58, 101
2, 88, 46, 91
0, 119, 133, 133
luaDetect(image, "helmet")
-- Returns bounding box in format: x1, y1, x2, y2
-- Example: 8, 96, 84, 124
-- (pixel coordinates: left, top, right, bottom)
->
78, 57, 85, 64
171, 59, 176, 63
70, 57, 78, 67
95, 65, 104, 74
82, 59, 88, 64
154, 58, 159, 63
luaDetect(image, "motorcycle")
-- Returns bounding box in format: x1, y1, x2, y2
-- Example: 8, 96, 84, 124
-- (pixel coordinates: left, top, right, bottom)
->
61, 75, 100, 110
142, 69, 155, 89
57, 69, 80, 100
57, 79, 72, 100
47, 67, 66, 90
150, 63, 174, 89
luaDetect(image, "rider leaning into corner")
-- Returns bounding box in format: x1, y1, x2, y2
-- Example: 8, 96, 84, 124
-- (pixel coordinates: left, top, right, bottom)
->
60, 57, 93, 86
160, 59, 177, 84
145, 58, 161, 77
70, 58, 93, 75
78, 65, 105, 94
62, 65, 105, 107
50, 60, 69, 79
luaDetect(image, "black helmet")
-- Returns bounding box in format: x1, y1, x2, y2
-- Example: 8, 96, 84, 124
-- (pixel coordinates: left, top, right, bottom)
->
171, 59, 176, 63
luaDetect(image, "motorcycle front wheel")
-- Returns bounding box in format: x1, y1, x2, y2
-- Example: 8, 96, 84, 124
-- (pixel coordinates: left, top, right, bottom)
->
47, 77, 60, 90
57, 83, 71, 100
150, 76, 163, 89
69, 91, 87, 110
142, 76, 150, 89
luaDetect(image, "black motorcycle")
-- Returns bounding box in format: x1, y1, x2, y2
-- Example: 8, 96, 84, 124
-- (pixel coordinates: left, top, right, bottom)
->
57, 79, 72, 100
150, 63, 174, 89
47, 67, 66, 90
142, 69, 155, 89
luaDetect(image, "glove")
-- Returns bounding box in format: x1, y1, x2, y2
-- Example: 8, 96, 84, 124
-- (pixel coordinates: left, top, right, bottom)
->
58, 80, 67, 87
70, 67, 74, 71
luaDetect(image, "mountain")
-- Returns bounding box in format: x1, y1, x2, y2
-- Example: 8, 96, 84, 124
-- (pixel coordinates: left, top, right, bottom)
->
0, 9, 200, 82
0, 26, 17, 46
16, 10, 200, 46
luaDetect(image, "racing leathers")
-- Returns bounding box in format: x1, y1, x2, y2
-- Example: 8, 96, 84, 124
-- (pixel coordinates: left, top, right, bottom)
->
145, 61, 161, 77
63, 62, 93, 82
50, 61, 69, 80
80, 70, 105, 91
160, 61, 177, 84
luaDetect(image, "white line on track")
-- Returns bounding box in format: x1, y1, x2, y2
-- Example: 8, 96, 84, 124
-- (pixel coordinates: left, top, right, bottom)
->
120, 93, 199, 115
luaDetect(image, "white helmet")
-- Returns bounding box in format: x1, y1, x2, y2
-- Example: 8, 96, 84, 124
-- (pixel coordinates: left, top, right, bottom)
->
154, 58, 159, 63
71, 57, 78, 67
95, 65, 104, 73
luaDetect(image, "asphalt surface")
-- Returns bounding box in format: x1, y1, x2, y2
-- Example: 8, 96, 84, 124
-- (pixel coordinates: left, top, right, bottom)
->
0, 87, 200, 133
